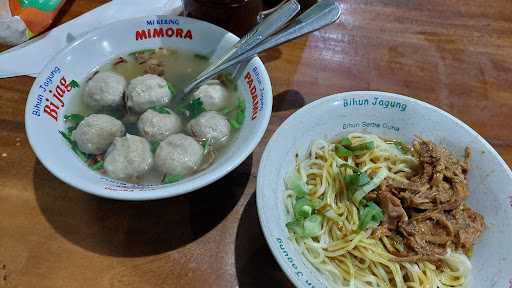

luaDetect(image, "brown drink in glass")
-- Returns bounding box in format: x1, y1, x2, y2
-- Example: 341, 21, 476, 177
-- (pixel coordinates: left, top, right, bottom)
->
184, 0, 263, 37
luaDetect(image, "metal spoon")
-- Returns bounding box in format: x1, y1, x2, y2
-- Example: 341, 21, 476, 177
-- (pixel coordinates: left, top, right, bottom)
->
178, 0, 300, 102
181, 0, 342, 98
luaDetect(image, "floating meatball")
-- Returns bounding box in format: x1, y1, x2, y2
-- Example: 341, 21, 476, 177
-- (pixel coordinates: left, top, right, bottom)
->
188, 111, 231, 146
155, 134, 203, 176
126, 74, 172, 113
192, 80, 228, 111
72, 114, 125, 155
137, 109, 182, 142
104, 134, 153, 180
83, 71, 127, 109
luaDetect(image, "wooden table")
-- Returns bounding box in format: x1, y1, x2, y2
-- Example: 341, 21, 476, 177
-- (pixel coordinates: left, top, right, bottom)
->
1, 1, 511, 287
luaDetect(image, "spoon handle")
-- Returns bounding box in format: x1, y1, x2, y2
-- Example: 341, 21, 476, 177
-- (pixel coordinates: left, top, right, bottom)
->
248, 0, 341, 55
229, 0, 300, 59
186, 0, 301, 94
184, 0, 341, 95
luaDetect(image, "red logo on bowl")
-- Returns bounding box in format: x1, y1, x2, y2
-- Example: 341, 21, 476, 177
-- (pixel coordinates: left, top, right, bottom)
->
135, 28, 193, 41
244, 72, 259, 120
43, 77, 79, 122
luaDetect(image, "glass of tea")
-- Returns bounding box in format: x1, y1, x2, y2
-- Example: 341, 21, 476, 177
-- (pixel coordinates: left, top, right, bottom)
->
183, 0, 263, 37
183, 0, 319, 37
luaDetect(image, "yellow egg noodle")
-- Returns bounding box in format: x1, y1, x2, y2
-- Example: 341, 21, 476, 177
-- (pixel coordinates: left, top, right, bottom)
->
284, 133, 471, 288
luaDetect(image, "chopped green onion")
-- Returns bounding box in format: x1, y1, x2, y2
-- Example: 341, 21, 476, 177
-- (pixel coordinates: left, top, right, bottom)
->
226, 97, 245, 129
59, 130, 74, 144
59, 130, 90, 162
237, 97, 246, 111
235, 110, 245, 125
357, 172, 370, 186
358, 202, 384, 230
343, 171, 370, 189
150, 141, 160, 154
335, 144, 353, 157
310, 198, 322, 209
340, 137, 352, 147
350, 141, 375, 151
201, 138, 211, 155
69, 80, 80, 89
185, 98, 206, 119
194, 53, 210, 61
72, 146, 88, 162
294, 198, 314, 219
339, 163, 359, 172
229, 118, 241, 129
323, 207, 344, 223
352, 169, 388, 205
349, 141, 375, 155
221, 107, 233, 115
64, 114, 84, 135
218, 73, 237, 91
67, 125, 78, 133
64, 113, 85, 123
285, 169, 307, 197
91, 160, 104, 171
343, 174, 359, 190
150, 105, 171, 114
286, 220, 305, 236
59, 131, 95, 165
167, 82, 176, 95
228, 112, 245, 129
286, 215, 322, 238
343, 169, 372, 200
299, 205, 313, 218
303, 214, 322, 236
163, 175, 183, 184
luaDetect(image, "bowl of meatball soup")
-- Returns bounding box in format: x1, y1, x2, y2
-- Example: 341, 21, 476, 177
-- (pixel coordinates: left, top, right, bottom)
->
25, 16, 272, 200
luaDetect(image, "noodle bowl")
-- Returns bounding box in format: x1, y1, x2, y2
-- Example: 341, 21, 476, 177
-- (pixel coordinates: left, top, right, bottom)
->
256, 91, 512, 288
284, 133, 474, 287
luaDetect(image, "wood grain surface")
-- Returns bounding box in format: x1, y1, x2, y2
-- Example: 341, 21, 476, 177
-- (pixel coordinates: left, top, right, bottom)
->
0, 1, 511, 287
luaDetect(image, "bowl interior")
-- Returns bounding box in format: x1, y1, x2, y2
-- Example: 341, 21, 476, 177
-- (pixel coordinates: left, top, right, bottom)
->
25, 16, 272, 200
256, 91, 512, 287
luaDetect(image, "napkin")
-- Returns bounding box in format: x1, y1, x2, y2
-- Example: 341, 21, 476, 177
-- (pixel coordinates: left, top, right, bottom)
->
0, 0, 183, 78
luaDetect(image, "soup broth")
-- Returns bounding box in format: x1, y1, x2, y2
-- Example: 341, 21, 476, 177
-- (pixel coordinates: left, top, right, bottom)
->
63, 48, 245, 185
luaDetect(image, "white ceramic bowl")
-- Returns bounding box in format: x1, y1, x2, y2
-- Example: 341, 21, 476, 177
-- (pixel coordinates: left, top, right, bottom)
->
24, 16, 272, 200
257, 91, 512, 287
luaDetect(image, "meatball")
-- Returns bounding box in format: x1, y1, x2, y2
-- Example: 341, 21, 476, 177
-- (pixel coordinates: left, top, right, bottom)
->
104, 134, 153, 180
155, 134, 203, 176
192, 80, 228, 111
126, 74, 172, 113
72, 114, 125, 155
137, 109, 182, 142
187, 111, 230, 146
83, 71, 127, 109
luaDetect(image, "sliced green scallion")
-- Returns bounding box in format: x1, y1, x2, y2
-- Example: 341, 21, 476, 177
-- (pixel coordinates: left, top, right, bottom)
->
335, 144, 353, 157
340, 137, 352, 147
351, 169, 388, 205
150, 105, 171, 114
64, 113, 85, 123
162, 175, 183, 184
91, 160, 104, 171
358, 202, 384, 230
285, 169, 308, 197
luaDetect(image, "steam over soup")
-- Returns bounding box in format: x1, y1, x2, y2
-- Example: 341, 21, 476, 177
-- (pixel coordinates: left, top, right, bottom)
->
60, 48, 245, 185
